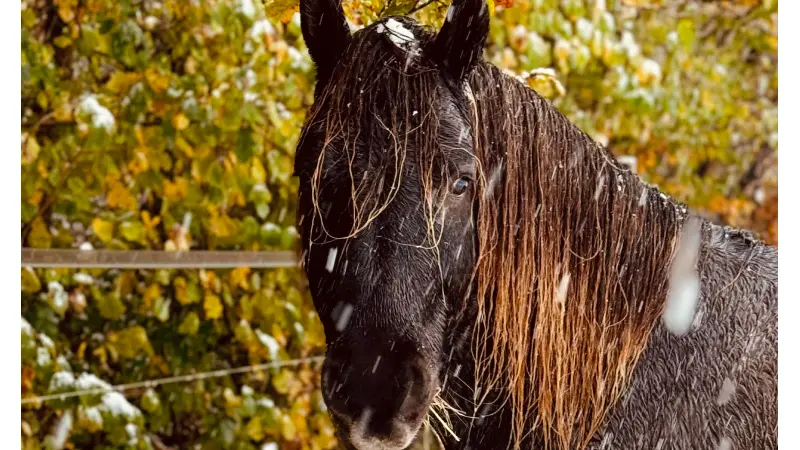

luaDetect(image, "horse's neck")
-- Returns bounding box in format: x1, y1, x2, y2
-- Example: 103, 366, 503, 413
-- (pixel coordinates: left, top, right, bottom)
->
589, 222, 777, 449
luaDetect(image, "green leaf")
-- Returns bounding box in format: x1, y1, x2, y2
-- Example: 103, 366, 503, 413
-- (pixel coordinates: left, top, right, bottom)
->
178, 312, 200, 335
53, 36, 72, 48
263, 0, 300, 22
141, 388, 161, 413
677, 19, 695, 52
94, 287, 127, 320
246, 416, 264, 441
242, 103, 265, 125
120, 221, 147, 244
22, 268, 42, 293
27, 217, 52, 248
256, 203, 270, 220
236, 126, 256, 163
108, 326, 154, 359
204, 293, 224, 320
92, 218, 115, 244
154, 296, 171, 322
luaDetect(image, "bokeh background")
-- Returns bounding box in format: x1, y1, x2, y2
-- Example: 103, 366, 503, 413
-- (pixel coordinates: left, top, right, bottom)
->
21, 0, 777, 448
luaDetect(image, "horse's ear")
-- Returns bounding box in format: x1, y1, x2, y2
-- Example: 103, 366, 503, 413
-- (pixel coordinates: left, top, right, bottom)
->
300, 0, 351, 80
431, 0, 490, 82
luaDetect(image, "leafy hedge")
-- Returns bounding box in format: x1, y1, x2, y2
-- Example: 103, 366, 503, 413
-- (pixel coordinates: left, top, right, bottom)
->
21, 0, 776, 449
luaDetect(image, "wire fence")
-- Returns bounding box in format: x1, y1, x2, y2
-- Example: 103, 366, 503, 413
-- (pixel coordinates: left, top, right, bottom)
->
20, 248, 317, 406
21, 356, 325, 405
21, 248, 299, 269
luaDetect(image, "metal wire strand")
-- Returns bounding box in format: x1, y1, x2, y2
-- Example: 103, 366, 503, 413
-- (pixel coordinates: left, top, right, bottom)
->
21, 356, 324, 405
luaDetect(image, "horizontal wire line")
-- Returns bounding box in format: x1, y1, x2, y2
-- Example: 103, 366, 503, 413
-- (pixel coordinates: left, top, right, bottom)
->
21, 248, 299, 269
21, 356, 324, 405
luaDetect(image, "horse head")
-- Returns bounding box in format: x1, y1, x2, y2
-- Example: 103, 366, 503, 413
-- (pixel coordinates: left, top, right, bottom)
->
294, 1, 490, 448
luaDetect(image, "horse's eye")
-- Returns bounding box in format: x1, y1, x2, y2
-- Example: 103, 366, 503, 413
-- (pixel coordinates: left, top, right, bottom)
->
451, 176, 471, 195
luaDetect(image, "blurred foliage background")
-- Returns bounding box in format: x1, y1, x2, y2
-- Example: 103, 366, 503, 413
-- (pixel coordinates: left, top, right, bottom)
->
20, 0, 777, 448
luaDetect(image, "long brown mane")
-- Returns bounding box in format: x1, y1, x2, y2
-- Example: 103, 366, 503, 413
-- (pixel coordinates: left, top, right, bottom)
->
297, 20, 688, 450
468, 63, 686, 449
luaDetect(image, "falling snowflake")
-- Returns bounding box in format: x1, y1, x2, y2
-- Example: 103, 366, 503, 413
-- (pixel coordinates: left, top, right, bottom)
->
326, 247, 338, 273
334, 302, 354, 331
716, 377, 736, 406
638, 188, 649, 206
556, 272, 571, 305
662, 218, 702, 336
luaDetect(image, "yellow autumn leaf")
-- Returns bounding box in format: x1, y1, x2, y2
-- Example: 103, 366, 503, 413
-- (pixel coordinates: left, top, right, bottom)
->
107, 326, 154, 359
21, 267, 42, 293
141, 210, 161, 229
199, 270, 217, 290
280, 6, 299, 24
36, 160, 48, 179
128, 151, 149, 175
91, 218, 114, 243
223, 155, 234, 173
107, 181, 138, 210
209, 214, 238, 238
231, 190, 246, 207
204, 293, 223, 319
251, 158, 267, 184
28, 217, 53, 248
57, 0, 77, 22
230, 267, 251, 291
164, 177, 189, 202
145, 67, 170, 94
174, 277, 188, 305
28, 190, 43, 207
178, 312, 200, 335
172, 113, 190, 131
175, 135, 195, 157
105, 72, 142, 94
22, 135, 40, 165
143, 283, 162, 309
246, 417, 264, 441
76, 341, 87, 361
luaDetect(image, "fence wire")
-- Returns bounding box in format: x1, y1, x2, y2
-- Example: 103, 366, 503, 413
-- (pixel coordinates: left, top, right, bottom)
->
21, 248, 299, 269
21, 356, 325, 405
21, 248, 311, 406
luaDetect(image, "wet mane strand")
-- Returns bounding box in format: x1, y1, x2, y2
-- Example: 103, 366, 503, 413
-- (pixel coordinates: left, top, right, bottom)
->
468, 63, 686, 449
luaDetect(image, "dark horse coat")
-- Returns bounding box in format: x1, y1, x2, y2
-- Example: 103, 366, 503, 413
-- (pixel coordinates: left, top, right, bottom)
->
292, 0, 778, 448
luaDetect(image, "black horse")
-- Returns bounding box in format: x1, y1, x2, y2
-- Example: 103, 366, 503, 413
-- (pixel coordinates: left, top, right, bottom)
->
293, 0, 778, 449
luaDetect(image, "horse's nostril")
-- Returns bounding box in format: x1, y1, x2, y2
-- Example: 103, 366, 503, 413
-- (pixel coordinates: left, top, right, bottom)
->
398, 358, 432, 421
322, 352, 435, 435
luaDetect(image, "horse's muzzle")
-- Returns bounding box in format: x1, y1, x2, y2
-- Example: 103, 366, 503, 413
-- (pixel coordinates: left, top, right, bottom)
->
321, 346, 437, 450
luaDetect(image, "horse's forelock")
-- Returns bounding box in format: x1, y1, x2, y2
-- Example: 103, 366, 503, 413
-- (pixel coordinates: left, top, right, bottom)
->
300, 20, 453, 242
